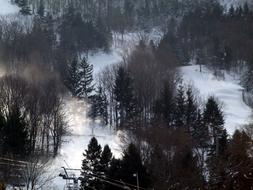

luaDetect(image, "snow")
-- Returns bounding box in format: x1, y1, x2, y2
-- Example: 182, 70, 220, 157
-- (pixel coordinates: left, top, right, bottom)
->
89, 29, 163, 79
90, 50, 122, 77
49, 97, 122, 189
180, 65, 252, 135
0, 0, 19, 15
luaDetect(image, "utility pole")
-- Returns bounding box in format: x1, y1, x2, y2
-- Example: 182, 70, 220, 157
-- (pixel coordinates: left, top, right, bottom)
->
133, 173, 139, 190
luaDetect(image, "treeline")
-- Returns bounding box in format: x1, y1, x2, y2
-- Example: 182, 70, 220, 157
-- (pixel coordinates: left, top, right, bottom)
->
0, 4, 111, 78
80, 137, 151, 190
14, 0, 225, 31
0, 68, 65, 158
0, 67, 66, 186
158, 1, 253, 89
81, 124, 253, 190
87, 40, 178, 127
81, 37, 253, 188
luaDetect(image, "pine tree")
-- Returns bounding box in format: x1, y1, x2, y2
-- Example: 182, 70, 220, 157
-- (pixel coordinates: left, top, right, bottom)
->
192, 109, 209, 148
77, 57, 94, 99
223, 130, 253, 189
37, 0, 45, 18
207, 129, 228, 190
89, 86, 108, 124
66, 57, 80, 96
203, 96, 225, 151
114, 66, 138, 128
153, 81, 175, 126
120, 143, 151, 188
80, 137, 102, 190
2, 106, 29, 157
19, 0, 31, 15
204, 97, 227, 189
174, 85, 186, 128
185, 86, 198, 133
100, 145, 112, 176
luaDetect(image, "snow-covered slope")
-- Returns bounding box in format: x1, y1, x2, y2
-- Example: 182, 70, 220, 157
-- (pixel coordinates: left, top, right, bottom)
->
0, 0, 19, 15
180, 65, 252, 135
50, 97, 122, 189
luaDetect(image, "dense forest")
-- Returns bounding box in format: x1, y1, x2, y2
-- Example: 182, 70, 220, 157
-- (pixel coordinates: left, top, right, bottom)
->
0, 0, 253, 189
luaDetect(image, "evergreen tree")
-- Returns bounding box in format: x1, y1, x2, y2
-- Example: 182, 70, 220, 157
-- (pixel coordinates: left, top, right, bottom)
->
77, 57, 94, 99
153, 81, 175, 126
174, 85, 186, 128
114, 66, 138, 128
105, 158, 122, 190
89, 86, 108, 124
223, 130, 253, 189
37, 0, 45, 18
207, 129, 228, 190
80, 137, 102, 190
203, 96, 225, 152
100, 145, 112, 176
120, 143, 151, 188
204, 97, 227, 189
185, 86, 198, 133
66, 57, 80, 96
172, 145, 203, 189
192, 109, 210, 148
18, 0, 31, 15
2, 106, 29, 157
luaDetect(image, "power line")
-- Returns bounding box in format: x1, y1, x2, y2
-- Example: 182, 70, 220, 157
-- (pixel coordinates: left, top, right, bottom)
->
90, 173, 146, 190
86, 174, 133, 190
60, 168, 147, 190
0, 157, 30, 164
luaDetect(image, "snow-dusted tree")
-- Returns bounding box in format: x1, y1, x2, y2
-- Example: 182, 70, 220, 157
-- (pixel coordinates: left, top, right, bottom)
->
203, 96, 225, 150
66, 57, 80, 97
89, 86, 108, 124
77, 57, 94, 99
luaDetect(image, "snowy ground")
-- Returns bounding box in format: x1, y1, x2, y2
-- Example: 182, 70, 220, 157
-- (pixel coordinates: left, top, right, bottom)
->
180, 65, 252, 135
91, 29, 163, 78
49, 30, 164, 189
0, 0, 19, 15
50, 97, 122, 189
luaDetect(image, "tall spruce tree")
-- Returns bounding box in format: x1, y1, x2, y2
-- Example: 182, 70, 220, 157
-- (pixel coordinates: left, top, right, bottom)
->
153, 81, 175, 126
174, 85, 186, 128
203, 96, 225, 152
80, 137, 102, 190
185, 87, 198, 133
2, 106, 29, 157
89, 86, 108, 124
66, 57, 80, 96
114, 66, 138, 128
100, 145, 112, 176
120, 143, 151, 188
77, 57, 94, 99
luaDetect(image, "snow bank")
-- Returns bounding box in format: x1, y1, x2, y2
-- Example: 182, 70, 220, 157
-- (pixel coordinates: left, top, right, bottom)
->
180, 65, 252, 135
0, 0, 19, 15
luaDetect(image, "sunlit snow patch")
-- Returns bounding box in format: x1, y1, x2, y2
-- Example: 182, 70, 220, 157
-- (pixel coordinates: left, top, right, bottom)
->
180, 65, 252, 135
